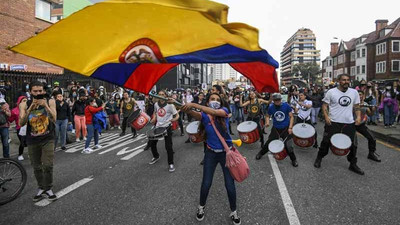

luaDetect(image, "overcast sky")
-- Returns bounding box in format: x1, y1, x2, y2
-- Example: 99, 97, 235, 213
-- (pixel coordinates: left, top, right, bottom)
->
89, 0, 399, 65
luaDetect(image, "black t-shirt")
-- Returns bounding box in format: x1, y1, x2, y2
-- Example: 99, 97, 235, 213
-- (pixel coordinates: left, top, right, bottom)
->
26, 99, 55, 145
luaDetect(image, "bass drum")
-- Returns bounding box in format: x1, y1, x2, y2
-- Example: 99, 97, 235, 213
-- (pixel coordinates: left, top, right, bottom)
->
186, 121, 203, 143
330, 133, 351, 156
292, 123, 315, 148
237, 121, 259, 144
268, 139, 287, 160
128, 109, 150, 131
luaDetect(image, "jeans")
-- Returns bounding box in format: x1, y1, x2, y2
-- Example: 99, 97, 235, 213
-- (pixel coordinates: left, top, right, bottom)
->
55, 119, 68, 148
28, 140, 54, 190
74, 115, 87, 139
311, 107, 320, 124
384, 104, 394, 126
369, 98, 377, 123
150, 127, 174, 164
235, 107, 244, 123
200, 148, 236, 211
0, 127, 10, 158
229, 104, 236, 122
85, 124, 99, 149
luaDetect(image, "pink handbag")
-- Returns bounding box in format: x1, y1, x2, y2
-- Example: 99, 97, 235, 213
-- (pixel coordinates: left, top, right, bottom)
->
208, 115, 250, 182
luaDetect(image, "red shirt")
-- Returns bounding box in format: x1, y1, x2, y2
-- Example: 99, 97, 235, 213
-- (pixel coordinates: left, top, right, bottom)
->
85, 106, 103, 125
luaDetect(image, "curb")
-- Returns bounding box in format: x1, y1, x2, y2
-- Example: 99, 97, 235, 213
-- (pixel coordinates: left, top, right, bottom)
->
369, 130, 400, 147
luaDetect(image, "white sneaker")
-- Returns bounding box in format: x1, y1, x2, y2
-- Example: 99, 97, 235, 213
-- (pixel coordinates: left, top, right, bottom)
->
117, 126, 121, 130
81, 148, 94, 154
18, 155, 24, 161
76, 138, 80, 142
72, 129, 76, 134
8, 138, 11, 143
94, 145, 102, 149
83, 137, 87, 141
169, 164, 175, 172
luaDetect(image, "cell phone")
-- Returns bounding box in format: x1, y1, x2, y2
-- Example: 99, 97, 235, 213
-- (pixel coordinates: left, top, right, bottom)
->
33, 94, 45, 99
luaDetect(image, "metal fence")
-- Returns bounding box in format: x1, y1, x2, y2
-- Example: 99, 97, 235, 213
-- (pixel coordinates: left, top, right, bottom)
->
0, 69, 116, 107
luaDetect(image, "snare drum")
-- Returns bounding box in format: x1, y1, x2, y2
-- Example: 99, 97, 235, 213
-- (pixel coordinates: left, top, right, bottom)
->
186, 121, 204, 143
128, 109, 150, 130
237, 121, 259, 144
292, 123, 316, 148
146, 126, 167, 140
330, 133, 351, 156
268, 139, 287, 160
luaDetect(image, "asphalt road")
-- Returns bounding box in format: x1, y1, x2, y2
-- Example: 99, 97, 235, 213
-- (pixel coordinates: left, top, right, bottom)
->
2, 121, 400, 225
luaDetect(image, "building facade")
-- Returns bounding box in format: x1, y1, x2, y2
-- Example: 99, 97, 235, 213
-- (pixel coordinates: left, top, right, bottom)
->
280, 28, 321, 86
0, 0, 63, 73
208, 64, 238, 81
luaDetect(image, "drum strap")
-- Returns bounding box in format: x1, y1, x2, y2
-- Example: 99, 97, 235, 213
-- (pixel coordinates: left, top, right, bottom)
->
274, 127, 289, 142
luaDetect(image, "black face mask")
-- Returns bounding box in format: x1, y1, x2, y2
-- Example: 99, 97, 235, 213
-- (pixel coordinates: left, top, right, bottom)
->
158, 101, 167, 108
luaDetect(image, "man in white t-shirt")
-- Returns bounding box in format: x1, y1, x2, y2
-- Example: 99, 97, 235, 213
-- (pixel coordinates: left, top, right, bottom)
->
294, 91, 318, 148
148, 90, 179, 172
314, 74, 364, 175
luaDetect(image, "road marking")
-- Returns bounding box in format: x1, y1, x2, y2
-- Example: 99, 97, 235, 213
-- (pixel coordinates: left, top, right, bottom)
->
98, 135, 145, 154
117, 143, 147, 155
268, 154, 301, 225
35, 176, 94, 207
65, 133, 133, 153
120, 148, 145, 160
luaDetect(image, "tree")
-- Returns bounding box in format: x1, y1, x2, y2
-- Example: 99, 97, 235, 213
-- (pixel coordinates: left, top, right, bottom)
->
291, 63, 321, 84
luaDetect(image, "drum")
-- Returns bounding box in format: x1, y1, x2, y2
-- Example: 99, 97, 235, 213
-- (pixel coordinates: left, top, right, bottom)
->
171, 121, 179, 131
128, 109, 150, 130
268, 140, 287, 160
146, 126, 167, 140
237, 121, 259, 144
186, 121, 204, 143
330, 133, 351, 156
292, 123, 316, 148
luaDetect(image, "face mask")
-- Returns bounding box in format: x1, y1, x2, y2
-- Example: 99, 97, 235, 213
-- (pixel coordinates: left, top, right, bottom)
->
209, 101, 221, 109
386, 86, 391, 90
26, 85, 29, 90
92, 103, 98, 107
72, 93, 77, 97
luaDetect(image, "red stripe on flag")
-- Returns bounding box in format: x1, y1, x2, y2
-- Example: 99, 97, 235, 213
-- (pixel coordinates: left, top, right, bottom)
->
229, 62, 279, 93
124, 63, 179, 93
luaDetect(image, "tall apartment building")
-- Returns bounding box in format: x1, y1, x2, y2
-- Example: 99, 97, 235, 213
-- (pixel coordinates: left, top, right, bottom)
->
209, 64, 238, 81
280, 28, 321, 86
329, 18, 400, 83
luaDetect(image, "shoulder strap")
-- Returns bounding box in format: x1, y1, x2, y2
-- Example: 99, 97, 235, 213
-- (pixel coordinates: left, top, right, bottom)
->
207, 115, 230, 152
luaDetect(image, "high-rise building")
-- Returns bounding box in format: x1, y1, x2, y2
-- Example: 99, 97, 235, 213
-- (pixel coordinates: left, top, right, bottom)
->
209, 64, 238, 81
280, 28, 321, 86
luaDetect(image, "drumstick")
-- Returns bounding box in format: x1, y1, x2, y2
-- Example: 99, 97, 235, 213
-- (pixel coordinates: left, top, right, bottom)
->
149, 93, 183, 107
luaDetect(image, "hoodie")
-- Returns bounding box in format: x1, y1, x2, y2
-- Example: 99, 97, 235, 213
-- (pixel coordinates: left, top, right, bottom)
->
8, 96, 26, 130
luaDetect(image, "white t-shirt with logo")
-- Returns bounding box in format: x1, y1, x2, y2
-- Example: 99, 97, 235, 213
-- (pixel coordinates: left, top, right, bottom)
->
296, 100, 312, 120
154, 102, 178, 128
323, 87, 360, 124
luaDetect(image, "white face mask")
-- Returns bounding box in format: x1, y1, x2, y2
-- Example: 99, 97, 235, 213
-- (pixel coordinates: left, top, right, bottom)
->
386, 86, 392, 90
92, 103, 98, 107
209, 101, 221, 109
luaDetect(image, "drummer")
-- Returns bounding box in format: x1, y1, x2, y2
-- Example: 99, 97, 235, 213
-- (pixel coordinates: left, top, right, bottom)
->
120, 91, 138, 138
255, 93, 298, 167
314, 74, 364, 175
294, 91, 318, 148
181, 92, 242, 225
239, 91, 270, 148
355, 90, 381, 162
148, 90, 179, 173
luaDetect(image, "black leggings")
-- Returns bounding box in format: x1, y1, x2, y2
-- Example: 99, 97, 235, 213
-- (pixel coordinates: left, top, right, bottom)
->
16, 129, 26, 156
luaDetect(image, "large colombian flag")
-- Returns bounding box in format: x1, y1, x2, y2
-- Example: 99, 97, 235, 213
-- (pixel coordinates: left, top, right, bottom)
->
11, 0, 279, 93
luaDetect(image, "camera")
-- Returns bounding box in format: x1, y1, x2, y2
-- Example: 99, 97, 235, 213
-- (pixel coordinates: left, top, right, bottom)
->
33, 94, 45, 100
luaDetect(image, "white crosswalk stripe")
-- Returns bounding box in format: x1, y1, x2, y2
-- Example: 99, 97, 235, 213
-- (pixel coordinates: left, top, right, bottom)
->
97, 134, 146, 154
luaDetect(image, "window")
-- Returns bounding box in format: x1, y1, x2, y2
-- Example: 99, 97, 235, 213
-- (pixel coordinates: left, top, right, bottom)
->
362, 65, 366, 74
356, 50, 360, 58
35, 0, 51, 21
329, 60, 332, 66
333, 58, 337, 66
357, 66, 360, 74
393, 41, 400, 52
376, 61, 386, 73
351, 52, 356, 61
393, 60, 400, 72
376, 42, 386, 55
362, 48, 366, 57
351, 66, 356, 76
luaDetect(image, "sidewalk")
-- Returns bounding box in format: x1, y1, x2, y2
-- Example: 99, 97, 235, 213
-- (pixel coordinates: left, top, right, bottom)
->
368, 121, 400, 147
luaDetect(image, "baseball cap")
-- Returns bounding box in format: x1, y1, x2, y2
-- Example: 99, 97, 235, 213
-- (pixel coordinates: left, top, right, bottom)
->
272, 93, 282, 100
54, 81, 60, 86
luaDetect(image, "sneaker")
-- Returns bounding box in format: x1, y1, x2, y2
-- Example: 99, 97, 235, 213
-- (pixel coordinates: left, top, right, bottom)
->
117, 126, 121, 130
120, 132, 126, 137
180, 133, 185, 136
81, 148, 94, 154
132, 134, 138, 138
8, 138, 11, 144
61, 146, 66, 151
255, 153, 263, 160
32, 189, 45, 202
390, 125, 397, 128
18, 155, 24, 161
230, 211, 241, 225
196, 205, 205, 221
368, 152, 381, 162
185, 139, 191, 143
169, 164, 175, 172
72, 129, 76, 134
93, 145, 102, 149
76, 138, 80, 142
83, 137, 87, 141
349, 164, 365, 175
291, 160, 298, 167
144, 144, 150, 151
43, 190, 58, 201
149, 157, 160, 165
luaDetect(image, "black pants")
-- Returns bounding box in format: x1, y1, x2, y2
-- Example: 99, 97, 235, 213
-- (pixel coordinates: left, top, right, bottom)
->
258, 127, 296, 161
177, 116, 184, 134
317, 122, 357, 164
295, 117, 318, 146
247, 116, 265, 146
150, 127, 174, 164
355, 123, 376, 153
16, 129, 26, 156
121, 117, 137, 135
